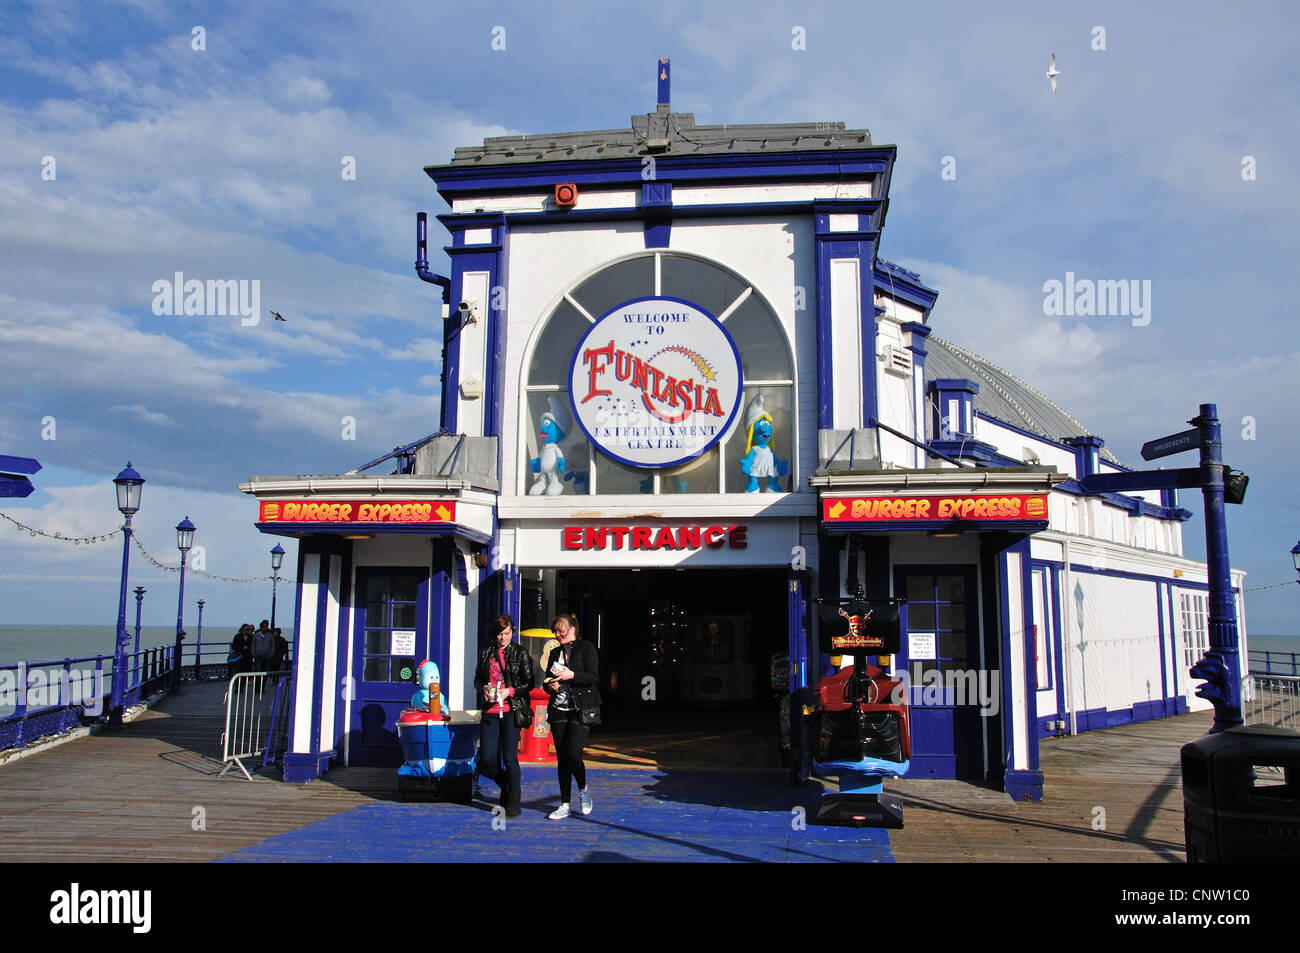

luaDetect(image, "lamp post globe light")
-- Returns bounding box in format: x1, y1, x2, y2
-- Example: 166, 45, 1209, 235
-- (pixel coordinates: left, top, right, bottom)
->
174, 516, 195, 692
1291, 541, 1300, 581
111, 463, 144, 726
270, 543, 285, 630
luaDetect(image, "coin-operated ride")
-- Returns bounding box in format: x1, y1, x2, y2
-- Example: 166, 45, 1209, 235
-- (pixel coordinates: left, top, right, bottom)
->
396, 660, 479, 802
810, 598, 910, 828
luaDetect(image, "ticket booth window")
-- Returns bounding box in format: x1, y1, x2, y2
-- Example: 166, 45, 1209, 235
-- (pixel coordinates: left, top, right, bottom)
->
521, 251, 793, 495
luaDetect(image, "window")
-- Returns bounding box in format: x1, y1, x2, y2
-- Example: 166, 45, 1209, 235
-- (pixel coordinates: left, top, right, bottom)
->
1030, 567, 1054, 690
521, 251, 794, 495
362, 571, 422, 682
1180, 591, 1208, 670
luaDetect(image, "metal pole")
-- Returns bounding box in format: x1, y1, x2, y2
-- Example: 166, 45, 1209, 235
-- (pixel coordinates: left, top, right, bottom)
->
196, 599, 205, 682
271, 573, 278, 631
1192, 403, 1242, 732
111, 515, 133, 726
174, 550, 187, 693
133, 586, 145, 689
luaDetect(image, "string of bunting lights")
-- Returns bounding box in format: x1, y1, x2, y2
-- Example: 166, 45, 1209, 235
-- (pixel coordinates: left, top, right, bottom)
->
132, 536, 295, 585
1245, 580, 1298, 593
0, 510, 122, 544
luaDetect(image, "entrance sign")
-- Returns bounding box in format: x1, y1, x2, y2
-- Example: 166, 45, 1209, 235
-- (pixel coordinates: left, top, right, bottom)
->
569, 296, 743, 468
561, 523, 747, 551
258, 500, 456, 524
822, 494, 1049, 523
1140, 428, 1199, 461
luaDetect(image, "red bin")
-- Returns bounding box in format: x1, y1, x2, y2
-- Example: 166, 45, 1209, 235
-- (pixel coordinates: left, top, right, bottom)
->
518, 687, 556, 763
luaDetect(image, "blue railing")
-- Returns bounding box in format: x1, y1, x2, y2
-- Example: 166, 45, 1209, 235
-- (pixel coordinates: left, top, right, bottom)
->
1, 641, 293, 753
1247, 649, 1300, 677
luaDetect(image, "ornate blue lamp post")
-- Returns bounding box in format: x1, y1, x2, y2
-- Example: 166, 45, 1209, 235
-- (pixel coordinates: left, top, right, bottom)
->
132, 586, 146, 688
196, 598, 205, 682
173, 516, 195, 692
1291, 542, 1300, 584
110, 463, 144, 726
270, 543, 285, 629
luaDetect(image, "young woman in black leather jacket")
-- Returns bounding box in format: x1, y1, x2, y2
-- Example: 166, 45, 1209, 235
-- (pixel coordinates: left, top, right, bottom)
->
542, 613, 600, 818
474, 615, 535, 817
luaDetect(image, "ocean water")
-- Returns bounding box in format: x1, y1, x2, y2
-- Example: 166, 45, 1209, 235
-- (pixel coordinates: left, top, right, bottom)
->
0, 623, 296, 668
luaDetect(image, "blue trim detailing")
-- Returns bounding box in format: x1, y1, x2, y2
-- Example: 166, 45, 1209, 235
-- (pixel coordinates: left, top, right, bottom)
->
441, 242, 504, 435
1166, 583, 1180, 701
815, 237, 834, 428
642, 182, 672, 207
565, 295, 744, 470
255, 523, 493, 545
874, 263, 939, 313
428, 149, 897, 199
1016, 539, 1039, 772
1028, 558, 1243, 596
972, 410, 1080, 456
283, 751, 332, 784
644, 222, 671, 248
1157, 579, 1170, 713
1050, 565, 1066, 729
900, 320, 930, 357
996, 545, 1016, 779
1051, 479, 1194, 523
860, 254, 877, 429
1005, 769, 1044, 801
284, 544, 309, 773
929, 439, 1002, 463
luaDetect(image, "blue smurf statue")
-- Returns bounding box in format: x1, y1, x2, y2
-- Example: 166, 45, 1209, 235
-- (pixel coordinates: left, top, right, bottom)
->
529, 395, 569, 496
739, 393, 788, 492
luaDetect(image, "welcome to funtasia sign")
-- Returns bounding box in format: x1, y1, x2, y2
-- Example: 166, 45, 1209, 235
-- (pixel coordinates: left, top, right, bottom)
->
569, 297, 743, 468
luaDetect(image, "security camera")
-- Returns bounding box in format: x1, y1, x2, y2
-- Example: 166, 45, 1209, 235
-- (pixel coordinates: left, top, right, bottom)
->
454, 301, 478, 325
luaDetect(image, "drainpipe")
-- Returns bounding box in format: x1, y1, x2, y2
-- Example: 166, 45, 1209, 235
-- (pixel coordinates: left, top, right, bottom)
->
416, 212, 451, 303
1062, 536, 1077, 735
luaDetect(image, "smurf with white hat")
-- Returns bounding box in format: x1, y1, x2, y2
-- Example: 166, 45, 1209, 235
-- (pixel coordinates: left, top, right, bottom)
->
739, 393, 788, 492
529, 395, 570, 495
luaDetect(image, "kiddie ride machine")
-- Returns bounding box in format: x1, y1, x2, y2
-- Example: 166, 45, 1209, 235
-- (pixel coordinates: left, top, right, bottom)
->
810, 596, 910, 828
396, 661, 479, 802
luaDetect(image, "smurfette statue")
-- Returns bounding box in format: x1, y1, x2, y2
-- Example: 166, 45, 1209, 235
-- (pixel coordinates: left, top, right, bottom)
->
739, 393, 788, 492
529, 395, 569, 496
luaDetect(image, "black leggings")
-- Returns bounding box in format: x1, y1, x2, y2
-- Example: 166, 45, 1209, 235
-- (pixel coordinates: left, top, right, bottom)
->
550, 710, 589, 802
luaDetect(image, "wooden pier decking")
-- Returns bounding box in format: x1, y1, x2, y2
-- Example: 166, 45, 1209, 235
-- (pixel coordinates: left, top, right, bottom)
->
0, 681, 1212, 862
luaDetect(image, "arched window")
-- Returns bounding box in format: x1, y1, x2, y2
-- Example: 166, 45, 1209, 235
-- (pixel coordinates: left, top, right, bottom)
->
521, 252, 794, 495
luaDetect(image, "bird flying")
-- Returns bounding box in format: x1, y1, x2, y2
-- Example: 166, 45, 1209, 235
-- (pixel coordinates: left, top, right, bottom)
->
271, 310, 286, 322
1046, 53, 1060, 93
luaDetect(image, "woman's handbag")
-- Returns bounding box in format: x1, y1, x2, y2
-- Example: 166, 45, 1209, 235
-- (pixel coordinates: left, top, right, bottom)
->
572, 684, 603, 727
509, 693, 533, 730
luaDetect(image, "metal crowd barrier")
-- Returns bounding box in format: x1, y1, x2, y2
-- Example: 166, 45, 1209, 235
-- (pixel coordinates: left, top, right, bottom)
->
1240, 674, 1300, 732
219, 670, 289, 780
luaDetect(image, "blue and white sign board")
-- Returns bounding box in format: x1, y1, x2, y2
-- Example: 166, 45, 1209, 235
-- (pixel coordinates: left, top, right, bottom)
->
568, 297, 743, 469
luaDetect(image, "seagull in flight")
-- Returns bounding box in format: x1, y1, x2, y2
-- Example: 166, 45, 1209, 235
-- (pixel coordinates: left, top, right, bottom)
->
1046, 53, 1060, 93
271, 310, 286, 322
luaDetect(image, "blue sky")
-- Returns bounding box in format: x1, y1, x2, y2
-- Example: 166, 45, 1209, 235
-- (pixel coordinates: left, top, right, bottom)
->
1, 0, 1297, 635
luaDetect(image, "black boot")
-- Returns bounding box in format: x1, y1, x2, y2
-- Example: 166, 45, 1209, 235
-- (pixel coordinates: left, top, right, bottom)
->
505, 787, 522, 818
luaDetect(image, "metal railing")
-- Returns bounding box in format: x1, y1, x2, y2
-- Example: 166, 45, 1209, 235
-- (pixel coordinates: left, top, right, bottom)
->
1241, 674, 1300, 732
1, 640, 294, 753
1, 646, 176, 752
1247, 649, 1300, 678
219, 670, 291, 780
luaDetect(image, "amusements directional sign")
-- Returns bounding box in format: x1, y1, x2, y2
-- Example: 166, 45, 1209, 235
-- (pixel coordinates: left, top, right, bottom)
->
1140, 428, 1200, 461
0, 454, 40, 499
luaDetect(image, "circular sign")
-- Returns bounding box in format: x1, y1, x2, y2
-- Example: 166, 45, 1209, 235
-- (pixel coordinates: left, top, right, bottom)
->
568, 297, 743, 468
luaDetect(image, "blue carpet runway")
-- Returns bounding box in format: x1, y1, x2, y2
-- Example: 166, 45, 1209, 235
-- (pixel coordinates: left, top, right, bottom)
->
219, 767, 896, 863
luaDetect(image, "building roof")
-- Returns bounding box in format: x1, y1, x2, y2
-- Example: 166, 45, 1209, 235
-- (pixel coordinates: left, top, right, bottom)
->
441, 108, 876, 167
925, 335, 1126, 467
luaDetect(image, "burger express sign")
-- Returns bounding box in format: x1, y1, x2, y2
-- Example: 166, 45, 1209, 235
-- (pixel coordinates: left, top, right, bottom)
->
570, 297, 743, 468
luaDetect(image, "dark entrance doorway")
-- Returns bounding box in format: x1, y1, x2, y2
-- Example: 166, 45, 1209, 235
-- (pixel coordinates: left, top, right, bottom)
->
555, 567, 789, 767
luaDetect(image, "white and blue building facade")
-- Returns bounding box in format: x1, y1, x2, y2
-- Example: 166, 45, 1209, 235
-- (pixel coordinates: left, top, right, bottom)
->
240, 68, 1247, 799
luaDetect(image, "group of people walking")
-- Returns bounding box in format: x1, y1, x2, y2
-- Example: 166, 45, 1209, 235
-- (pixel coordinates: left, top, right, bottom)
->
226, 620, 288, 677
474, 612, 601, 819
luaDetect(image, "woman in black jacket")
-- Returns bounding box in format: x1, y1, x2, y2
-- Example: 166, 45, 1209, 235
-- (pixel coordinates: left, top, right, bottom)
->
473, 615, 534, 817
542, 613, 600, 819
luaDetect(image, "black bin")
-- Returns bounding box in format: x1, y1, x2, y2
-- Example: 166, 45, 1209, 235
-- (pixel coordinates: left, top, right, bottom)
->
1182, 725, 1300, 862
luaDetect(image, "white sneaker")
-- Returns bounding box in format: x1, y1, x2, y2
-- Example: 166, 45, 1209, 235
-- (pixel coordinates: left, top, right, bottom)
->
578, 788, 593, 815
548, 803, 571, 819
